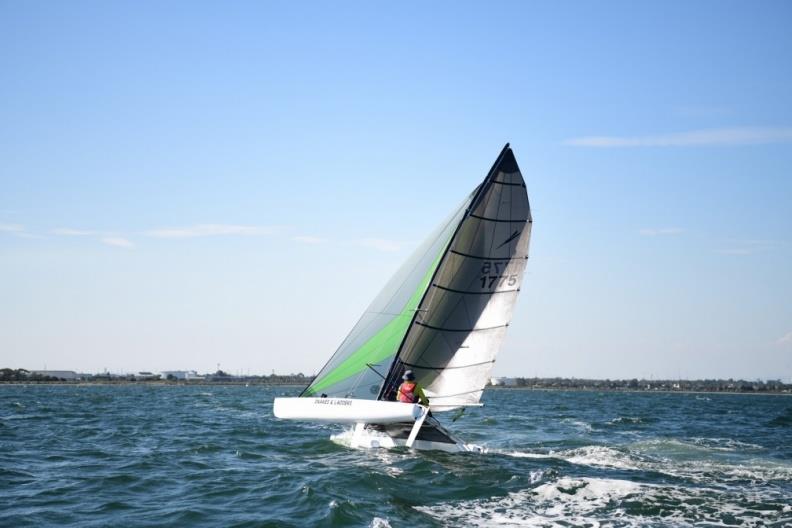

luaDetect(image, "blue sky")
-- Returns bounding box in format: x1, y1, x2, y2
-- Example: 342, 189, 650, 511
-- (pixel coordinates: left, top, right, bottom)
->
1, 1, 791, 379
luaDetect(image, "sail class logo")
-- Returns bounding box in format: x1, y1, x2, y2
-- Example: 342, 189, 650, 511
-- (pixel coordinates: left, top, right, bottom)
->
313, 398, 353, 406
496, 230, 521, 249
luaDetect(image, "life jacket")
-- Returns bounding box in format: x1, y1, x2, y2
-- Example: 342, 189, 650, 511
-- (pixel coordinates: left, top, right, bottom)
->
397, 381, 417, 403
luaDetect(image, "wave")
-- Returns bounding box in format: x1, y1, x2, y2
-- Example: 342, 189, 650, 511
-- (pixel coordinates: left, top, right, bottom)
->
686, 437, 764, 452
502, 445, 645, 471
560, 418, 593, 433
498, 440, 792, 484
768, 407, 792, 427
607, 416, 654, 425
416, 476, 792, 527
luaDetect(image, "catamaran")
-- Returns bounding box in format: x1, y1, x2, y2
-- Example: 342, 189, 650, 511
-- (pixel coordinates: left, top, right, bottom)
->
274, 144, 532, 452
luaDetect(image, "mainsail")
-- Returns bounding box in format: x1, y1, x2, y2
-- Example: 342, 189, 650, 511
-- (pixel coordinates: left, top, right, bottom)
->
302, 144, 531, 410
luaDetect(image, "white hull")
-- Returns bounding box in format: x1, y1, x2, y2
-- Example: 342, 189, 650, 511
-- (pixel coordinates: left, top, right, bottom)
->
273, 397, 422, 424
274, 397, 481, 453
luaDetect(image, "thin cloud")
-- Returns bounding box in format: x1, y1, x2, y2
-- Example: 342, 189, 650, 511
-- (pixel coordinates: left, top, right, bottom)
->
144, 224, 279, 239
716, 239, 781, 256
716, 248, 754, 256
0, 223, 42, 239
732, 239, 779, 246
355, 238, 401, 252
777, 332, 792, 346
52, 228, 98, 236
102, 237, 134, 248
12, 232, 45, 240
0, 223, 25, 233
564, 126, 792, 148
293, 235, 325, 245
673, 105, 733, 118
639, 228, 685, 236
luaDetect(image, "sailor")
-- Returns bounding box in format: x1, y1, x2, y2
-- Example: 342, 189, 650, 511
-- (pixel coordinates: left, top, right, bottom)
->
396, 370, 429, 406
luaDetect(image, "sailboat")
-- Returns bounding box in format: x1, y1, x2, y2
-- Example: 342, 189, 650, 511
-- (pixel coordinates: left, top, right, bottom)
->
274, 144, 532, 452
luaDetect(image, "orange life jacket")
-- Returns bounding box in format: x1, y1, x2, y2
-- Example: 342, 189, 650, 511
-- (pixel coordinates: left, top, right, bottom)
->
397, 381, 417, 403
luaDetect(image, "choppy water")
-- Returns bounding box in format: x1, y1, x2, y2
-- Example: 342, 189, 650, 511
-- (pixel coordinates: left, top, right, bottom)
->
1, 386, 791, 527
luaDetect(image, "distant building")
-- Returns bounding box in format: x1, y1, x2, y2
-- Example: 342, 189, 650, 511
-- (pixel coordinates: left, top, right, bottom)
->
30, 370, 80, 380
161, 370, 202, 380
490, 377, 518, 387
136, 371, 161, 380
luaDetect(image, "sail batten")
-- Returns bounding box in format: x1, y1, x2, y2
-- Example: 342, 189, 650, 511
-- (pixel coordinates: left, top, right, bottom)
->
432, 283, 520, 295
469, 213, 528, 223
449, 249, 527, 261
402, 359, 495, 370
414, 321, 510, 332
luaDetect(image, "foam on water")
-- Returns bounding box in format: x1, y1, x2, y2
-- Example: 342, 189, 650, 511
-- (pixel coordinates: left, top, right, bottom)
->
561, 445, 646, 471
500, 441, 792, 484
687, 436, 764, 451
561, 417, 593, 433
608, 416, 645, 425
417, 476, 792, 527
329, 426, 357, 448
502, 450, 555, 459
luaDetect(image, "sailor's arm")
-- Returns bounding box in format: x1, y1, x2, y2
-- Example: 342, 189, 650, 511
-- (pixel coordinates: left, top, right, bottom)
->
415, 386, 430, 406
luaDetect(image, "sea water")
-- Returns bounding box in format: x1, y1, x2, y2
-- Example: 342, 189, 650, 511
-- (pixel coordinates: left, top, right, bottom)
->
1, 385, 790, 527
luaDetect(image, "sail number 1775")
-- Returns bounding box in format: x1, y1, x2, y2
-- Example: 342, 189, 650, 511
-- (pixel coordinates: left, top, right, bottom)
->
479, 261, 517, 290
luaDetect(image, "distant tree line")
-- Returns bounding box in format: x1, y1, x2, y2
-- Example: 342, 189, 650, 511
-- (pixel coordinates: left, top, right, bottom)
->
0, 368, 64, 382
0, 368, 314, 385
4, 367, 790, 393
493, 377, 792, 393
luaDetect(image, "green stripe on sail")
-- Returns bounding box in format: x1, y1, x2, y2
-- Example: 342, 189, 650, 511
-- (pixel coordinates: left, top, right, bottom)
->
304, 250, 445, 396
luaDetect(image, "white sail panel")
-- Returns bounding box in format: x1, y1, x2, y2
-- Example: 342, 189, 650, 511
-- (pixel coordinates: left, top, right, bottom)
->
421, 326, 509, 407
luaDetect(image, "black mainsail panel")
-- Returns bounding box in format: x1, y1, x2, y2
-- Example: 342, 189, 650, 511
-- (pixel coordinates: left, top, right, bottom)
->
381, 145, 532, 409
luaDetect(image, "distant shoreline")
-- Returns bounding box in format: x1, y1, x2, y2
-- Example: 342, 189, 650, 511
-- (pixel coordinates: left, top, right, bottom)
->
488, 386, 792, 396
0, 380, 306, 387
488, 377, 792, 395
3, 368, 791, 394
1, 380, 790, 395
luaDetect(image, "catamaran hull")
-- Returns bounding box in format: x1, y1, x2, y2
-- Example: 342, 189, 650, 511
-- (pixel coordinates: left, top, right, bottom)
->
274, 398, 476, 452
273, 397, 422, 424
